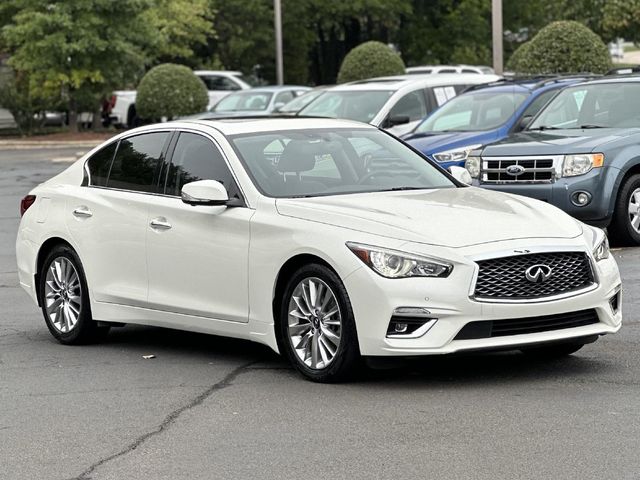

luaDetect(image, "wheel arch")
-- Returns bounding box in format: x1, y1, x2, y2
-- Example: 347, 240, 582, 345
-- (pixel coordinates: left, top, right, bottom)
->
608, 159, 640, 218
34, 237, 76, 306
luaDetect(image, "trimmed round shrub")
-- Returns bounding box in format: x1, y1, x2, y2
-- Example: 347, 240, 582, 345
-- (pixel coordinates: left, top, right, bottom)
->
136, 63, 209, 120
337, 41, 405, 83
506, 21, 612, 74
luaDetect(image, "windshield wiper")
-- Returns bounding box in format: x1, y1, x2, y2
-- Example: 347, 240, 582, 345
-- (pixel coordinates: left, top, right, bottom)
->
577, 124, 606, 129
383, 186, 426, 192
528, 125, 561, 131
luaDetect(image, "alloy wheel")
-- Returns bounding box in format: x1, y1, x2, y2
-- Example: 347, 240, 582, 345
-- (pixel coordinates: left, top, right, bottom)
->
629, 187, 640, 233
44, 257, 82, 333
287, 277, 342, 370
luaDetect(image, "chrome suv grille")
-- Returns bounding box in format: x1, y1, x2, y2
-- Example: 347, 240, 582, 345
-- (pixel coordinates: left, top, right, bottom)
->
474, 252, 595, 300
482, 157, 557, 183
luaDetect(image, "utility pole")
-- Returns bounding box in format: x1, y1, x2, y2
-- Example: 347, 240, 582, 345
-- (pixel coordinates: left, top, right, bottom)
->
274, 0, 284, 85
491, 0, 503, 74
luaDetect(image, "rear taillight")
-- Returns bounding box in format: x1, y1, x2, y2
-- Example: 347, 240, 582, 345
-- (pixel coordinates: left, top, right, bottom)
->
20, 195, 36, 217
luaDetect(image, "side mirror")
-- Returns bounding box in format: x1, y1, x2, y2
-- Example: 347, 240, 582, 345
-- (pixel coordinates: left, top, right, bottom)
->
386, 114, 410, 128
181, 180, 229, 207
516, 115, 533, 132
449, 166, 473, 185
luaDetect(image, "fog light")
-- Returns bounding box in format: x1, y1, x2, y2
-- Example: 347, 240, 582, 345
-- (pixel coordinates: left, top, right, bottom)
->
571, 191, 591, 206
609, 291, 620, 314
394, 323, 408, 333
386, 308, 438, 338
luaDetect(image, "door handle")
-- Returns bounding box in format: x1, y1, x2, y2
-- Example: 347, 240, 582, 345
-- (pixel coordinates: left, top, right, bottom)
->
72, 206, 93, 218
150, 217, 172, 230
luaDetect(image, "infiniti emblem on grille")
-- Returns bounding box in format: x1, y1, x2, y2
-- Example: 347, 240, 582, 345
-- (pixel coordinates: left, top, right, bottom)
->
506, 165, 526, 176
525, 264, 553, 283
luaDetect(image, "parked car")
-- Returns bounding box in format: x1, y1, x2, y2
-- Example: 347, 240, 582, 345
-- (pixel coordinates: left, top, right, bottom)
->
466, 74, 640, 245
403, 76, 591, 170
185, 86, 310, 119
406, 65, 495, 75
275, 87, 328, 115
17, 118, 621, 382
297, 74, 501, 136
109, 70, 251, 128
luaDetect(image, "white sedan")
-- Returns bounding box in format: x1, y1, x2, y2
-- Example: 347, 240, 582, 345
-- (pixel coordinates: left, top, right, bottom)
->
16, 118, 622, 382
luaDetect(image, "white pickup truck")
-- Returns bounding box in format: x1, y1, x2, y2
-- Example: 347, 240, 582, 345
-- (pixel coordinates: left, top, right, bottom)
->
109, 70, 251, 128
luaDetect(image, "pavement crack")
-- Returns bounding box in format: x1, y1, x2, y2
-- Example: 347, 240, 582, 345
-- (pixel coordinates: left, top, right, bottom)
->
73, 361, 256, 480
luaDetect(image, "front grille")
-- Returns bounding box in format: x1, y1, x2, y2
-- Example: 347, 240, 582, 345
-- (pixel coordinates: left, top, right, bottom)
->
482, 157, 556, 183
474, 252, 594, 300
454, 309, 599, 340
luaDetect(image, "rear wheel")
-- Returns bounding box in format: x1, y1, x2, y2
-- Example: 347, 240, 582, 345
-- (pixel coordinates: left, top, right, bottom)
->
520, 341, 586, 358
278, 264, 360, 382
609, 174, 640, 246
39, 245, 109, 344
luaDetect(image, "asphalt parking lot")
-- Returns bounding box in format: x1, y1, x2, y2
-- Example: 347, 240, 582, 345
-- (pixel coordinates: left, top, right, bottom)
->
1, 147, 640, 480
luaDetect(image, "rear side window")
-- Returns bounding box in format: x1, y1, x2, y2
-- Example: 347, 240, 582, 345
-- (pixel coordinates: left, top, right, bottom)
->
86, 142, 117, 187
107, 132, 170, 193
164, 132, 241, 200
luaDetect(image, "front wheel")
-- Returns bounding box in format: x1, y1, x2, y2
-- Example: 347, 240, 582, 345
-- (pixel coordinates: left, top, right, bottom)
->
278, 264, 360, 382
39, 245, 109, 344
609, 174, 640, 246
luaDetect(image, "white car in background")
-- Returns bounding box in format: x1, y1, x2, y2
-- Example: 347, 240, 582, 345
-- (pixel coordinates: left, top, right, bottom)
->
406, 65, 495, 75
109, 70, 251, 128
16, 118, 621, 382
297, 74, 501, 136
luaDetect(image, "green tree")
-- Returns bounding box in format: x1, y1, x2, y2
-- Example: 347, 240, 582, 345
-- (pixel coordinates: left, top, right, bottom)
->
337, 41, 405, 83
602, 0, 640, 43
136, 63, 209, 120
0, 68, 53, 135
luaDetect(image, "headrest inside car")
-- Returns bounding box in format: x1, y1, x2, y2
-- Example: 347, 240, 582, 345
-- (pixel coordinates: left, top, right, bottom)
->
276, 139, 329, 173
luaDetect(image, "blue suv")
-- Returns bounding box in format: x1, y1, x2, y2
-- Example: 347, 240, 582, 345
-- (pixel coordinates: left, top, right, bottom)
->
403, 76, 593, 170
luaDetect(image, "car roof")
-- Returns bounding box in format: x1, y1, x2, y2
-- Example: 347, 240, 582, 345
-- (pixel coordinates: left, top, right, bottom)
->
180, 117, 373, 135
193, 70, 243, 76
327, 74, 501, 92
575, 75, 640, 86
463, 75, 598, 94
226, 85, 311, 93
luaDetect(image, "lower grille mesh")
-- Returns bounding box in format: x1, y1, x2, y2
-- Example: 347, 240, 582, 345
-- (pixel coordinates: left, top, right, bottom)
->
454, 309, 600, 340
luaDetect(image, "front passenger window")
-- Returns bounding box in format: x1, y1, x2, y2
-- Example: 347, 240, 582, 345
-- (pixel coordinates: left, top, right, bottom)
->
165, 132, 241, 200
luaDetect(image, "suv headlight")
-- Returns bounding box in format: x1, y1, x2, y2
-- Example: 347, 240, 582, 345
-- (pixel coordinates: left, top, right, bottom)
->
465, 155, 481, 178
592, 230, 610, 261
562, 153, 604, 177
432, 144, 482, 164
347, 242, 452, 278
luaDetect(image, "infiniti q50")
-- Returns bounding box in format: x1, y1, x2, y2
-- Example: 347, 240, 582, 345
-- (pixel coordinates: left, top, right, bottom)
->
16, 118, 621, 382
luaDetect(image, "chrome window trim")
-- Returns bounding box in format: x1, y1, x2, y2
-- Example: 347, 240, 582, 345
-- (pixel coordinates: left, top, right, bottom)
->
466, 245, 599, 304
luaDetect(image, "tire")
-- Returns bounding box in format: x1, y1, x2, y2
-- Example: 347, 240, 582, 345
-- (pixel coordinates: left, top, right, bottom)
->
520, 341, 586, 359
38, 244, 109, 344
278, 263, 360, 382
609, 173, 640, 246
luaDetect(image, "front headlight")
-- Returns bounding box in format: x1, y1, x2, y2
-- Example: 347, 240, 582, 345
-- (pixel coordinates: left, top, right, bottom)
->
562, 153, 604, 177
432, 144, 482, 164
592, 230, 610, 261
465, 155, 481, 178
346, 242, 452, 278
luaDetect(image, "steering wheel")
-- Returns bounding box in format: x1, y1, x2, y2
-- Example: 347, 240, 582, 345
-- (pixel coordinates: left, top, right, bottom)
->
357, 170, 383, 185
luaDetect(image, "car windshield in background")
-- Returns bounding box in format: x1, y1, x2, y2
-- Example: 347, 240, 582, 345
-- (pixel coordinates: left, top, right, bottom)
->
230, 128, 455, 198
278, 90, 324, 113
213, 92, 273, 112
529, 82, 640, 130
297, 91, 394, 123
416, 91, 528, 133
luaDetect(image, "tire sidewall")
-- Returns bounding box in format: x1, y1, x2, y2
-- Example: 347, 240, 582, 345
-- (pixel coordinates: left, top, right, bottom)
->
39, 245, 93, 344
278, 264, 360, 382
611, 174, 640, 245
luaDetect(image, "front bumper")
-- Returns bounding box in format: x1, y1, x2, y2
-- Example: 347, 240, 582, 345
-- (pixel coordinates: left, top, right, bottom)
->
474, 167, 616, 226
344, 238, 621, 356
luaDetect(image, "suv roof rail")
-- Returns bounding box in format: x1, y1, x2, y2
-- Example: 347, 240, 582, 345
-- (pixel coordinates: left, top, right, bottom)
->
463, 75, 558, 92
606, 65, 640, 76
532, 73, 601, 89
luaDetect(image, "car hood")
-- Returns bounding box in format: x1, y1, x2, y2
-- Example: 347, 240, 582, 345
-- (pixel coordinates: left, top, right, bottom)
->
481, 128, 640, 156
403, 131, 493, 155
275, 187, 582, 248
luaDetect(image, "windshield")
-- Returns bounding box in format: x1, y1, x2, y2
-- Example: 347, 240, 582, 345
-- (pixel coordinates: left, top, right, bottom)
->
298, 90, 394, 123
416, 91, 528, 133
213, 92, 273, 112
530, 82, 640, 130
229, 128, 455, 198
278, 90, 324, 113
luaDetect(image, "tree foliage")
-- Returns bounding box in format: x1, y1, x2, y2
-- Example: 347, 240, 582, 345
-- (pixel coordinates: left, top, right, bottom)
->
507, 21, 611, 74
0, 67, 53, 135
337, 41, 405, 83
136, 63, 209, 119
